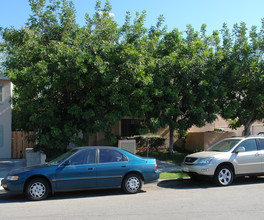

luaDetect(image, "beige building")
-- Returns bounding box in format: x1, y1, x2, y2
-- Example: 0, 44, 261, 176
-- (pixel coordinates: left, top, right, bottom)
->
88, 116, 264, 152
185, 116, 264, 151
189, 116, 264, 136
0, 75, 12, 158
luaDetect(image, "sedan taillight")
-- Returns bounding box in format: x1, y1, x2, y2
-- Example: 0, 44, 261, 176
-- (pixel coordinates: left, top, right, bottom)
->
155, 161, 157, 170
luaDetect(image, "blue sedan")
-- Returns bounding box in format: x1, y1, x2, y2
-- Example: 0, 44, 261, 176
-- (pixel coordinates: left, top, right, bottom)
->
1, 146, 159, 200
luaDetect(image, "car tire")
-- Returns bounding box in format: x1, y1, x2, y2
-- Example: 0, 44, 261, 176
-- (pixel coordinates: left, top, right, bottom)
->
214, 165, 234, 186
122, 173, 142, 194
26, 178, 50, 201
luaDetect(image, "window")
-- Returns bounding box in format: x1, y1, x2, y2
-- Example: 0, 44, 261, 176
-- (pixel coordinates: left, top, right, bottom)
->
0, 83, 2, 103
238, 139, 257, 151
99, 149, 128, 163
257, 139, 264, 150
69, 149, 96, 165
207, 139, 241, 152
121, 119, 140, 137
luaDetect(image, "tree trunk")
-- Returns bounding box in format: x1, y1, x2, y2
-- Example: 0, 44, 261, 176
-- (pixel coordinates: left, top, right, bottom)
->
244, 121, 254, 136
169, 125, 174, 154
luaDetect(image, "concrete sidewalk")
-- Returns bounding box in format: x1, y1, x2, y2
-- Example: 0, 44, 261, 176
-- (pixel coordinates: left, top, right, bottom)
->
0, 159, 26, 178
0, 159, 26, 190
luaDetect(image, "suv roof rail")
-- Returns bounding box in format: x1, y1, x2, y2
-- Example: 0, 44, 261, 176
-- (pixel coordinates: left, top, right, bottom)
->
246, 135, 264, 138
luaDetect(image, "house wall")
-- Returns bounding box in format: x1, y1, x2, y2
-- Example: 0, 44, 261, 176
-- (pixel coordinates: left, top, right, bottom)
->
88, 121, 121, 146
0, 78, 12, 158
189, 115, 263, 136
88, 116, 264, 150
185, 131, 236, 151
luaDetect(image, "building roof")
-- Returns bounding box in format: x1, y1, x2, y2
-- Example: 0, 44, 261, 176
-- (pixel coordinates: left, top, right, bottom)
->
0, 75, 10, 81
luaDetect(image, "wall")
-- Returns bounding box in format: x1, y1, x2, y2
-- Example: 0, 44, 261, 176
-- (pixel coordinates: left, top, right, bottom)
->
0, 77, 12, 159
87, 116, 264, 150
88, 122, 121, 146
26, 148, 46, 167
185, 131, 236, 151
189, 115, 263, 136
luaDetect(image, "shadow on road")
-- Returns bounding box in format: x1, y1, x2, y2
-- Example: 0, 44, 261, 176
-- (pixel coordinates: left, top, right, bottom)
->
158, 176, 264, 189
0, 188, 147, 204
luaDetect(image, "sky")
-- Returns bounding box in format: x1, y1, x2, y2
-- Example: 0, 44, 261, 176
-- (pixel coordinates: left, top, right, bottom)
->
0, 0, 264, 35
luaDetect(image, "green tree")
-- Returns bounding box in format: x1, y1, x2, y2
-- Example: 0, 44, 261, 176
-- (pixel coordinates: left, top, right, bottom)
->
218, 21, 264, 136
1, 0, 86, 156
0, 0, 153, 156
145, 25, 219, 153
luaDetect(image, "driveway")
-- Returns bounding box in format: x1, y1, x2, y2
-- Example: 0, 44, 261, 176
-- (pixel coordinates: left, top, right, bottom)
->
157, 160, 181, 172
1, 177, 264, 219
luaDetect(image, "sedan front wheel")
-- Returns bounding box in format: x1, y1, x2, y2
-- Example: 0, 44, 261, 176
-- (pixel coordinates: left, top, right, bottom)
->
26, 178, 50, 201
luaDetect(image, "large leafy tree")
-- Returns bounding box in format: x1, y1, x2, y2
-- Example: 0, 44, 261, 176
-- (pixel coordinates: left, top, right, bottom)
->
218, 22, 264, 136
1, 0, 90, 155
0, 0, 151, 156
143, 25, 220, 153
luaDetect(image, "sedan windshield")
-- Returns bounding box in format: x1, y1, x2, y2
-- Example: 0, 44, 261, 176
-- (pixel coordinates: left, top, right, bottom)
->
207, 139, 241, 152
47, 149, 78, 165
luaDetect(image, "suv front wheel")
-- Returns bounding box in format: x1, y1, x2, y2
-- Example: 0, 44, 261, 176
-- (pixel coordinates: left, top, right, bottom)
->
214, 165, 234, 186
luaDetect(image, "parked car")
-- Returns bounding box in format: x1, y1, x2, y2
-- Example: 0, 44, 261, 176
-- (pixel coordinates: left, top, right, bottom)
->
182, 136, 264, 186
1, 146, 159, 201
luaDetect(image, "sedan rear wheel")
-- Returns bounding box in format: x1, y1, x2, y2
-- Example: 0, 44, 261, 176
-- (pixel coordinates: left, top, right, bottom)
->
26, 178, 50, 201
123, 173, 142, 194
214, 165, 234, 186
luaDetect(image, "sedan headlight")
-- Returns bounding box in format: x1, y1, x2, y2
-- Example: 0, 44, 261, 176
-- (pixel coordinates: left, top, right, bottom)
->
7, 176, 19, 181
196, 157, 214, 165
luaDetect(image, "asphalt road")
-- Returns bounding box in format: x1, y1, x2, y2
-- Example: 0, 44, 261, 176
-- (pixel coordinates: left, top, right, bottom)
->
1, 177, 264, 220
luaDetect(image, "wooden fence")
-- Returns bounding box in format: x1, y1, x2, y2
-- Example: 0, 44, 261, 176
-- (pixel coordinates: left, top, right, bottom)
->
12, 131, 35, 159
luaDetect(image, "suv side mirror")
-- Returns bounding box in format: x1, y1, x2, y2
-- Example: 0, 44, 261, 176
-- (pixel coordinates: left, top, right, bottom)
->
235, 146, 246, 153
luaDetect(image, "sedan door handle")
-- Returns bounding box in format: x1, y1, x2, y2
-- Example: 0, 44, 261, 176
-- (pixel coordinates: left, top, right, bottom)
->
88, 168, 94, 170
255, 153, 260, 157
121, 165, 126, 167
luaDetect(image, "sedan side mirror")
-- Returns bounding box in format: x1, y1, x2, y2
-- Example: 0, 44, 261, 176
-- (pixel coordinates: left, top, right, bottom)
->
63, 160, 72, 166
235, 146, 246, 153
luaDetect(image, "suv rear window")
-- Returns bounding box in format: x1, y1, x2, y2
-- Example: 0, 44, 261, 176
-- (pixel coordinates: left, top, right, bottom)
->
257, 139, 264, 150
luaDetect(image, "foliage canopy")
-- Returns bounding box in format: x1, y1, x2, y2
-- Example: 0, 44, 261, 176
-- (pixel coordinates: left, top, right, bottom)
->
0, 0, 263, 156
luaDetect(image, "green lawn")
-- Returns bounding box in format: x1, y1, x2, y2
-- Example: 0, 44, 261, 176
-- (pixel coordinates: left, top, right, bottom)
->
159, 172, 189, 179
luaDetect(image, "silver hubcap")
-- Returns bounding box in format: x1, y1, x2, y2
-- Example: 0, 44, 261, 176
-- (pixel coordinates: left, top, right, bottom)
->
218, 168, 232, 185
126, 177, 140, 192
30, 182, 46, 199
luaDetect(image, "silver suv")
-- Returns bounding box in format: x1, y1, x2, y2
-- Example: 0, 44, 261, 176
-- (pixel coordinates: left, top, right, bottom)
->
182, 136, 264, 186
